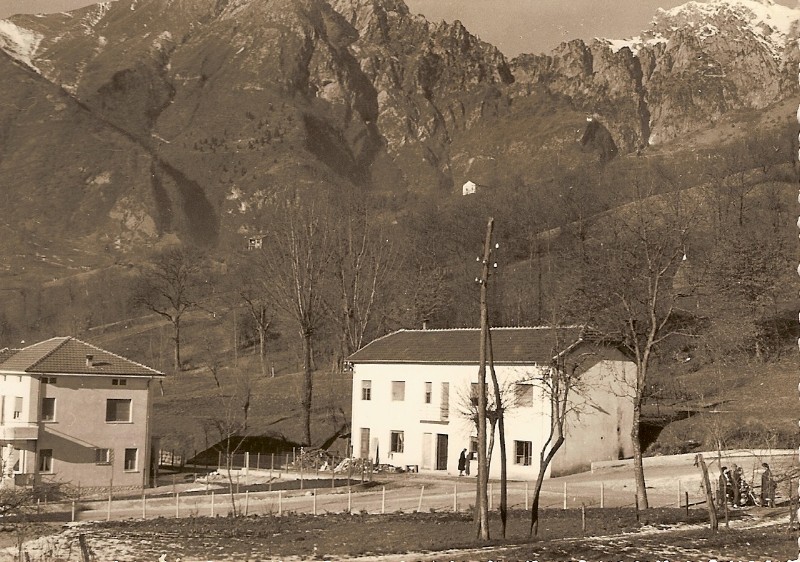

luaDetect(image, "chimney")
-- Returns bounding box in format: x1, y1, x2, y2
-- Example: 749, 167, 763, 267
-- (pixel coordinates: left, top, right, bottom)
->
85, 354, 94, 368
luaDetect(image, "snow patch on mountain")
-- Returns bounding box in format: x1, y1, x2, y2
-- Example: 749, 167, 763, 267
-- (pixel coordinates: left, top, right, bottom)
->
600, 0, 800, 57
0, 20, 42, 71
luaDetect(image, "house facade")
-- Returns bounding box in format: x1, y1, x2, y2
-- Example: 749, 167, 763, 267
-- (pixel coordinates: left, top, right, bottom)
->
349, 327, 636, 479
0, 337, 164, 489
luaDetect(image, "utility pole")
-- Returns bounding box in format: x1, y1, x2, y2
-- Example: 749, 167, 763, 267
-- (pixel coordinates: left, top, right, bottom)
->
474, 218, 494, 541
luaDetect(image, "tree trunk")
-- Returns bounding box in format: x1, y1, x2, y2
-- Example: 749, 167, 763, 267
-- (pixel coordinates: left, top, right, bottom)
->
631, 402, 649, 509
173, 317, 182, 372
301, 330, 313, 446
259, 326, 267, 378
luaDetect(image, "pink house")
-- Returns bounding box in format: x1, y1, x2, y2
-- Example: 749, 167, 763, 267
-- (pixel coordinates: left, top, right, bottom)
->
0, 337, 164, 489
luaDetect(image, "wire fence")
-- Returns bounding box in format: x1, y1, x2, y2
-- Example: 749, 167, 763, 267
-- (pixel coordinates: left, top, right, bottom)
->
55, 476, 791, 523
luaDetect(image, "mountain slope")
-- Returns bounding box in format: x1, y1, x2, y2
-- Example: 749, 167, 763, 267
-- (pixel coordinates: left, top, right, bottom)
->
0, 0, 796, 256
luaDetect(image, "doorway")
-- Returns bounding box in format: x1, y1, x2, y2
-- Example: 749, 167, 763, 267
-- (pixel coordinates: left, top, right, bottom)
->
435, 434, 448, 470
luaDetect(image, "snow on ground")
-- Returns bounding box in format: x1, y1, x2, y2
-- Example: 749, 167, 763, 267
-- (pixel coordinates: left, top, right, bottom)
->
0, 19, 42, 71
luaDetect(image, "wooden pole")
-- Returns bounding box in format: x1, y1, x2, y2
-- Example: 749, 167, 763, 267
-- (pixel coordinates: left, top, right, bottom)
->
695, 454, 718, 532
175, 492, 180, 518
245, 490, 249, 516
278, 490, 282, 517
381, 486, 385, 514
601, 482, 604, 509
348, 488, 352, 513
211, 491, 215, 517
142, 491, 146, 519
418, 485, 425, 513
563, 482, 567, 510
581, 503, 586, 534
312, 490, 316, 515
71, 501, 76, 522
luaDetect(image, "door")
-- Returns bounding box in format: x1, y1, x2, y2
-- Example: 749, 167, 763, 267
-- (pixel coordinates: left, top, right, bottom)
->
421, 433, 432, 469
359, 428, 370, 459
435, 434, 448, 470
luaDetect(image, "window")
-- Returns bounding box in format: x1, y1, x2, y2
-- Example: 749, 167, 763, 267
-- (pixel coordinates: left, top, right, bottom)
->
391, 381, 405, 401
106, 399, 131, 422
390, 431, 404, 453
13, 397, 22, 419
41, 376, 57, 384
424, 382, 432, 404
515, 440, 532, 466
39, 449, 53, 473
95, 448, 111, 464
124, 448, 138, 471
470, 436, 478, 457
361, 380, 372, 401
515, 384, 533, 407
41, 398, 55, 421
112, 378, 127, 386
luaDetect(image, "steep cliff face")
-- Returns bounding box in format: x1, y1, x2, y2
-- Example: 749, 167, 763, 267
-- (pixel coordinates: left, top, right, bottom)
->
512, 0, 799, 149
0, 0, 798, 258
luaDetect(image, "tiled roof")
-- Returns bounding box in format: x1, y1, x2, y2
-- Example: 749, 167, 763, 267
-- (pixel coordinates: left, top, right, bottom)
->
0, 337, 164, 377
348, 327, 585, 365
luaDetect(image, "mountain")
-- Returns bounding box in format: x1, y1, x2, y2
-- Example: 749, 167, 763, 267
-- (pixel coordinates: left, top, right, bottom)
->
0, 0, 797, 274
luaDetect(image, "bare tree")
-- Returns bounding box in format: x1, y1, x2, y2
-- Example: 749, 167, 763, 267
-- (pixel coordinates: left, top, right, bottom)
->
204, 366, 253, 516
528, 333, 599, 535
132, 245, 206, 371
576, 185, 695, 509
232, 257, 275, 377
252, 200, 331, 446
329, 209, 396, 367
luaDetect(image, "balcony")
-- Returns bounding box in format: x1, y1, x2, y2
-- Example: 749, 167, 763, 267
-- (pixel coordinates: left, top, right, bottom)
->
0, 424, 39, 441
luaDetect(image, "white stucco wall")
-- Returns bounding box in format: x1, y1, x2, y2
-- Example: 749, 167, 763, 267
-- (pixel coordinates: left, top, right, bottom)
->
351, 358, 635, 480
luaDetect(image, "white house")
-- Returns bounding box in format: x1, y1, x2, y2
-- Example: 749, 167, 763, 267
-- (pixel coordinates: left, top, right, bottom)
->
0, 337, 164, 489
462, 181, 477, 195
349, 327, 636, 479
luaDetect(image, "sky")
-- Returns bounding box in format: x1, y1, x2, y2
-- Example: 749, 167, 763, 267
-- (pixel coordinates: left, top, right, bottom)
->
0, 0, 796, 56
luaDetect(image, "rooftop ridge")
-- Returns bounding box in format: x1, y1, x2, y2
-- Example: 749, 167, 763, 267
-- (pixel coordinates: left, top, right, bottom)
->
395, 325, 581, 332
25, 336, 71, 371
72, 337, 164, 376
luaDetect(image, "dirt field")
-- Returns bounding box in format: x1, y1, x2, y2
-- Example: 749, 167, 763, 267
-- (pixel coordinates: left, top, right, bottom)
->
4, 507, 796, 561
2, 451, 797, 561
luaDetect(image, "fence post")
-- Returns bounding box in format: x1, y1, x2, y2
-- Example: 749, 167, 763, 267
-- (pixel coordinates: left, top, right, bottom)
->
581, 503, 586, 534
381, 486, 385, 514
270, 453, 274, 481
417, 485, 425, 513
685, 491, 689, 517
453, 484, 458, 512
211, 491, 215, 517
245, 490, 250, 516
278, 490, 283, 517
71, 501, 76, 522
563, 482, 567, 510
257, 453, 261, 471
601, 482, 604, 509
313, 490, 317, 515
175, 492, 180, 518
106, 490, 112, 521
142, 491, 146, 519
348, 488, 352, 513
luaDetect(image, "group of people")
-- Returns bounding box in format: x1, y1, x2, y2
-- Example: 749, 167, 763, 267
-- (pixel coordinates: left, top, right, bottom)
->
719, 463, 775, 508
